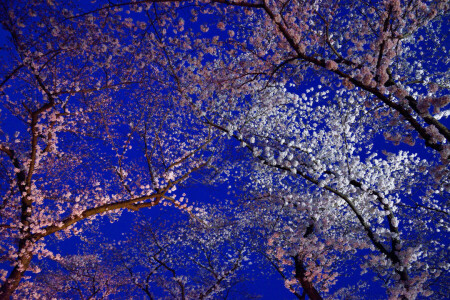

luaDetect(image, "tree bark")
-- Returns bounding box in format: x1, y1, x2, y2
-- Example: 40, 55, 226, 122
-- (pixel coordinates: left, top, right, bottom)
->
292, 223, 323, 300
0, 252, 33, 299
293, 255, 323, 300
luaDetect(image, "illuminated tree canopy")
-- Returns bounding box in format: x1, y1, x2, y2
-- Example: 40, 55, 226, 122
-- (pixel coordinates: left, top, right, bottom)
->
0, 0, 448, 299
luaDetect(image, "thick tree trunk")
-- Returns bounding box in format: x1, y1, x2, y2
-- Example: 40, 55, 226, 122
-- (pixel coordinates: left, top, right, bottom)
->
293, 255, 323, 300
0, 252, 33, 300
291, 223, 323, 300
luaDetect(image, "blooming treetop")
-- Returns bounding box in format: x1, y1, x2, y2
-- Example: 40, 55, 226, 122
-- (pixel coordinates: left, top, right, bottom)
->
0, 0, 448, 299
0, 0, 222, 297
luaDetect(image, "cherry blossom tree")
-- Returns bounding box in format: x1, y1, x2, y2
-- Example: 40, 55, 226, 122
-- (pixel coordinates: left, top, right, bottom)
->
188, 0, 449, 160
0, 0, 448, 298
22, 254, 130, 299
30, 199, 348, 299
109, 214, 252, 299
167, 0, 449, 297
205, 82, 448, 298
0, 1, 222, 297
30, 207, 255, 299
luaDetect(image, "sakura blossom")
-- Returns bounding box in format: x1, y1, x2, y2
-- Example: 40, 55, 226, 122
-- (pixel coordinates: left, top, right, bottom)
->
0, 0, 448, 299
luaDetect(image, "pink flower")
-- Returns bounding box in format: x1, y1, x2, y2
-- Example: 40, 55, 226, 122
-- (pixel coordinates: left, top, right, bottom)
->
325, 60, 338, 71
